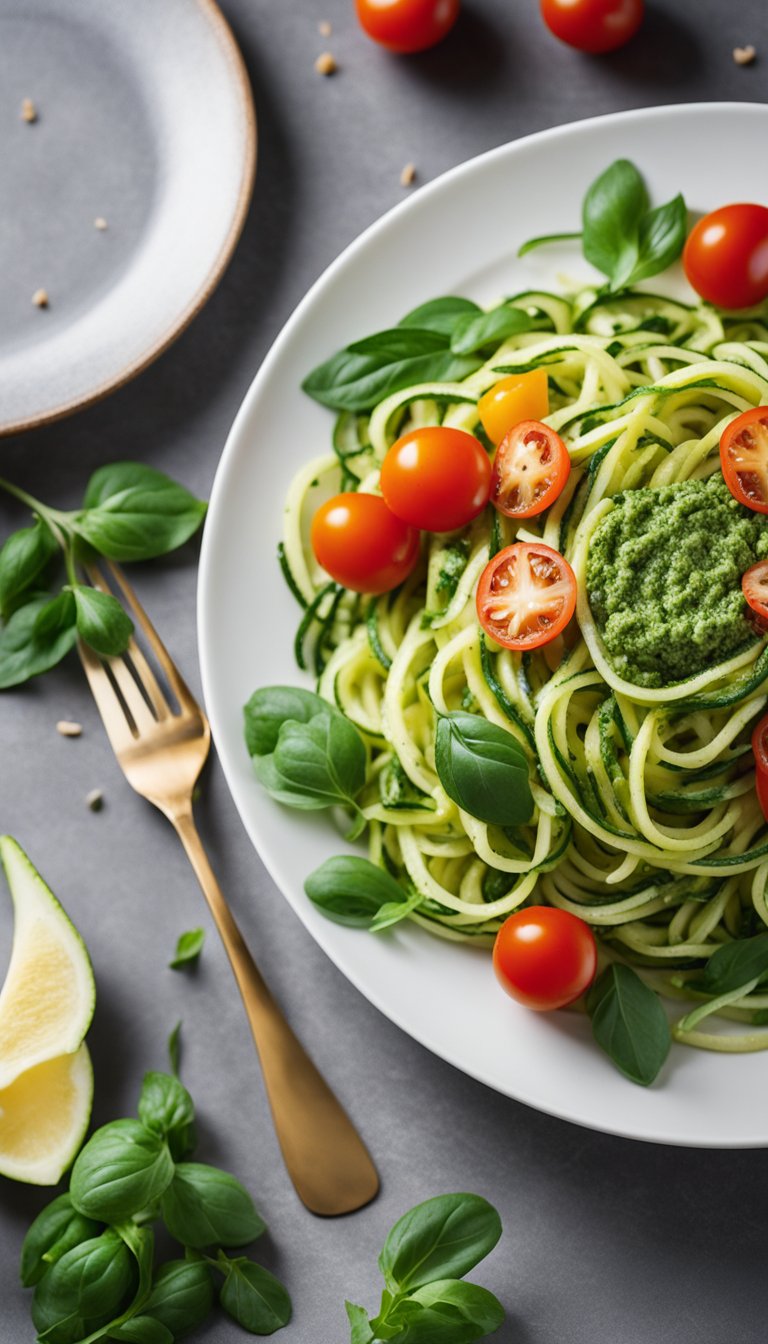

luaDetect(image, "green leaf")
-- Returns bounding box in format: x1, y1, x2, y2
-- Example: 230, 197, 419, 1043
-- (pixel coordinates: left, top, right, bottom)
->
625, 193, 687, 287
256, 711, 366, 811
378, 1193, 502, 1293
243, 685, 331, 757
138, 1072, 197, 1160
434, 712, 533, 826
700, 932, 768, 995
70, 1120, 175, 1223
587, 964, 671, 1086
218, 1256, 292, 1335
0, 593, 77, 689
73, 585, 134, 657
410, 1279, 505, 1335
20, 1194, 101, 1288
378, 1281, 504, 1343
370, 890, 423, 933
168, 1022, 182, 1077
31, 1232, 135, 1344
75, 463, 207, 562
107, 1317, 173, 1343
141, 1259, 215, 1337
160, 1163, 266, 1249
345, 1301, 374, 1344
302, 327, 482, 413
398, 297, 482, 337
450, 306, 534, 355
169, 928, 205, 971
305, 856, 410, 928
0, 521, 58, 619
582, 159, 648, 288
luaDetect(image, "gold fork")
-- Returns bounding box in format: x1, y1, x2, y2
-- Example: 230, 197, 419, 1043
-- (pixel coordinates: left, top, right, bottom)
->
78, 559, 379, 1217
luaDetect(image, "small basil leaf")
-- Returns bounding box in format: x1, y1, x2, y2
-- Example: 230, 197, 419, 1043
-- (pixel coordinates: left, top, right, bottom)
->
267, 712, 366, 810
345, 1301, 374, 1344
701, 932, 768, 995
76, 463, 207, 561
34, 589, 76, 638
73, 585, 134, 657
410, 1279, 505, 1335
625, 193, 687, 286
71, 1120, 174, 1222
20, 1194, 101, 1288
160, 1163, 266, 1249
582, 159, 647, 287
398, 297, 482, 337
243, 685, 332, 757
302, 328, 482, 413
369, 890, 423, 933
141, 1259, 215, 1337
31, 1231, 135, 1343
0, 593, 78, 689
305, 855, 408, 928
169, 927, 205, 970
587, 965, 671, 1086
168, 1021, 182, 1077
379, 1193, 502, 1293
218, 1256, 292, 1335
107, 1318, 174, 1343
450, 306, 534, 355
0, 521, 58, 619
138, 1072, 197, 1160
435, 712, 533, 826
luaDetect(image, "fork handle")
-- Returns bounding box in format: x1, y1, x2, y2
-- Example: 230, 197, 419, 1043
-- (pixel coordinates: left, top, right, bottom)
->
170, 807, 379, 1216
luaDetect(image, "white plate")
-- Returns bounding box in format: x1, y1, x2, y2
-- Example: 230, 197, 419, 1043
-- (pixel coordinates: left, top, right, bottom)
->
199, 103, 768, 1148
0, 0, 254, 435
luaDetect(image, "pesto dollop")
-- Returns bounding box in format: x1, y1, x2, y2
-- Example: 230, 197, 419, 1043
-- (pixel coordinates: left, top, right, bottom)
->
586, 475, 768, 687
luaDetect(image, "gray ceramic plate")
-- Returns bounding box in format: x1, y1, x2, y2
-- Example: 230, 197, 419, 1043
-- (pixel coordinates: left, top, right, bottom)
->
0, 0, 255, 435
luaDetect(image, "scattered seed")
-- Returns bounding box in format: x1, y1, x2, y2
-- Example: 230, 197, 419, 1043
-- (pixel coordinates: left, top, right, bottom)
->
315, 51, 337, 76
733, 45, 756, 65
94, 216, 108, 230
318, 19, 332, 37
57, 720, 82, 738
86, 789, 104, 812
32, 288, 49, 308
21, 98, 37, 123
400, 162, 417, 187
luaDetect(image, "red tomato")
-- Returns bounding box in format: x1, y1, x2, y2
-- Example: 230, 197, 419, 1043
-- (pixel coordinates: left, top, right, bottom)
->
311, 492, 419, 594
491, 420, 570, 520
478, 370, 550, 447
752, 713, 768, 823
493, 906, 597, 1011
540, 0, 644, 53
720, 407, 768, 514
683, 205, 768, 309
354, 0, 459, 52
380, 426, 491, 533
476, 542, 577, 651
743, 559, 768, 621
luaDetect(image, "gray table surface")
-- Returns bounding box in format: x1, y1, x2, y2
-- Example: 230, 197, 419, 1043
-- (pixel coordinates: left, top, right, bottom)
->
2, 1, 768, 1340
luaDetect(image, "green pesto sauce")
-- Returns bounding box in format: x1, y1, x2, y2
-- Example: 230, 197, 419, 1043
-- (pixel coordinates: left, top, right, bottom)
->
586, 475, 768, 687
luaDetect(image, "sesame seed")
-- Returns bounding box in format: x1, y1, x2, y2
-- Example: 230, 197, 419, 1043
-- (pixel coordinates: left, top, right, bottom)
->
57, 720, 82, 737
32, 288, 49, 308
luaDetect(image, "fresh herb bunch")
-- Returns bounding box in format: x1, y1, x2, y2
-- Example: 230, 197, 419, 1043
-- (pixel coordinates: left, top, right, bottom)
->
519, 158, 687, 295
20, 1070, 291, 1341
345, 1192, 504, 1344
0, 464, 206, 690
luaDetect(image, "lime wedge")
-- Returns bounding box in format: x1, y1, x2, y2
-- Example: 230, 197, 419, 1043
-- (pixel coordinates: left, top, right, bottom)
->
0, 1044, 93, 1185
0, 837, 96, 1089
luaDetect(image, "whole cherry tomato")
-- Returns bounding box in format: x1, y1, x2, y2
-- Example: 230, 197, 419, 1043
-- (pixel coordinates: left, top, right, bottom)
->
540, 0, 644, 54
355, 0, 460, 53
493, 906, 597, 1011
380, 426, 491, 532
311, 492, 419, 594
684, 205, 768, 309
479, 369, 550, 447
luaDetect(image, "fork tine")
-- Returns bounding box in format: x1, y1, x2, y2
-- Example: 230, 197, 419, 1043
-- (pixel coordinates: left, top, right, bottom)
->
85, 563, 172, 722
106, 561, 199, 713
78, 641, 136, 754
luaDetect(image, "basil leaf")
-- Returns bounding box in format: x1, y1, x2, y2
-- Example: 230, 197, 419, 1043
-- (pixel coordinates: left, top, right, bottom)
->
587, 965, 671, 1086
370, 890, 423, 933
450, 305, 534, 355
75, 463, 207, 561
108, 1317, 173, 1343
625, 193, 687, 286
435, 712, 533, 826
73, 585, 134, 657
168, 1021, 182, 1077
345, 1301, 374, 1344
258, 711, 366, 811
243, 685, 331, 757
582, 159, 648, 289
20, 1194, 101, 1288
160, 1163, 266, 1249
701, 932, 768, 995
399, 297, 481, 337
71, 1120, 175, 1222
0, 521, 58, 619
138, 1072, 197, 1160
31, 1231, 135, 1344
0, 593, 77, 689
305, 855, 408, 928
169, 927, 205, 970
218, 1256, 292, 1335
379, 1193, 502, 1293
141, 1259, 214, 1337
410, 1279, 505, 1335
302, 328, 482, 413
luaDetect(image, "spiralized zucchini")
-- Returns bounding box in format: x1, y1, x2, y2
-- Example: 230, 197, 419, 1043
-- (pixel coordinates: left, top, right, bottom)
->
283, 287, 768, 1051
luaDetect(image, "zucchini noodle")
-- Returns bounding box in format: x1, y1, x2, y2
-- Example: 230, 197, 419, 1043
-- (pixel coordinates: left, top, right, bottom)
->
283, 287, 768, 1052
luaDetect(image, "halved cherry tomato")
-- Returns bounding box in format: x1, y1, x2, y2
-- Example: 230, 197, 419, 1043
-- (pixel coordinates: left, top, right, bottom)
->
478, 370, 550, 447
311, 492, 419, 594
683, 204, 768, 310
491, 420, 570, 519
354, 0, 459, 52
743, 559, 768, 621
493, 906, 597, 1011
476, 542, 577, 651
540, 0, 644, 53
380, 426, 491, 533
751, 713, 768, 823
720, 407, 768, 514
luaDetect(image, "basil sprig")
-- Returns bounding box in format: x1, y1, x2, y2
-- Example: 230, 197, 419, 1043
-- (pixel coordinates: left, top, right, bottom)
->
346, 1192, 504, 1344
305, 854, 422, 930
519, 159, 687, 295
0, 463, 206, 688
435, 711, 533, 827
587, 964, 671, 1086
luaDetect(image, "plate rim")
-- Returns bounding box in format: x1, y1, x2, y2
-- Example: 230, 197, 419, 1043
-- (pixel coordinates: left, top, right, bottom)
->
199, 101, 768, 1149
1, 0, 257, 438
